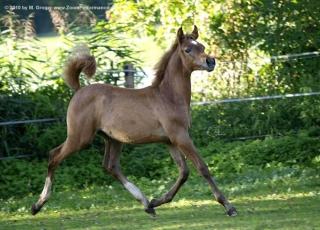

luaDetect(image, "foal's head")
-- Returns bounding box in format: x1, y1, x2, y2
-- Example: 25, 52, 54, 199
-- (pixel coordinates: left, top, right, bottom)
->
177, 26, 215, 72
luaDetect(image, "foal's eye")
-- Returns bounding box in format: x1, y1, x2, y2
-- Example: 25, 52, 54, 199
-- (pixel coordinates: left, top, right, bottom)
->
185, 47, 192, 53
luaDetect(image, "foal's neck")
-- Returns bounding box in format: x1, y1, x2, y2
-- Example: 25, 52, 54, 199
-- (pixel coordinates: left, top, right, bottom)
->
159, 50, 192, 106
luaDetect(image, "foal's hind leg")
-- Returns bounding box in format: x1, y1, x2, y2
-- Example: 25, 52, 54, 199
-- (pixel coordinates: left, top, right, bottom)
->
31, 135, 89, 215
149, 145, 189, 209
102, 139, 155, 216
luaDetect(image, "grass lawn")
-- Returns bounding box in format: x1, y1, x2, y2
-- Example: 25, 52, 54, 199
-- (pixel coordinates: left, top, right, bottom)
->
1, 173, 319, 230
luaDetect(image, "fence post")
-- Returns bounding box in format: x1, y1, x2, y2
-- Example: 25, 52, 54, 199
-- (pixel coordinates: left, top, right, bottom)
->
124, 63, 135, 88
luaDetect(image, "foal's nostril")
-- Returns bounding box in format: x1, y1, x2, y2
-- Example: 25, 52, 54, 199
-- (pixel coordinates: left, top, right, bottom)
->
206, 58, 215, 68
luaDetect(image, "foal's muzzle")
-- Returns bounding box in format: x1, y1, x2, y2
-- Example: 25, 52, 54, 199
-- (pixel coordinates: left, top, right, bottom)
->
206, 57, 216, 72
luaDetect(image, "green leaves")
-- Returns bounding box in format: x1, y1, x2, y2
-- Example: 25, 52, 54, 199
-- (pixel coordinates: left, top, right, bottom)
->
109, 0, 320, 99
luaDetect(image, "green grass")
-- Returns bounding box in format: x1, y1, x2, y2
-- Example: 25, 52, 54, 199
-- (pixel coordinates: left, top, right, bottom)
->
1, 171, 319, 230
2, 195, 319, 230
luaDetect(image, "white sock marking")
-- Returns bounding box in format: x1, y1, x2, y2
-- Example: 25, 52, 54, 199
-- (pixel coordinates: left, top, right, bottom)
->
124, 181, 148, 207
39, 177, 52, 202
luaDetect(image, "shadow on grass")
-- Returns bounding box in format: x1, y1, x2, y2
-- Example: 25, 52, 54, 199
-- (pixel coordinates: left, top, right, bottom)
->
1, 195, 319, 230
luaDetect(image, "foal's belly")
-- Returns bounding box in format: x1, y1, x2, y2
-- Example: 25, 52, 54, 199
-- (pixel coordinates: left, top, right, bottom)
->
99, 109, 169, 144
101, 125, 169, 144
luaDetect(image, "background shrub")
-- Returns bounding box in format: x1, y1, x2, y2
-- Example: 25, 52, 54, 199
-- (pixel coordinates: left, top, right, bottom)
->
1, 129, 319, 199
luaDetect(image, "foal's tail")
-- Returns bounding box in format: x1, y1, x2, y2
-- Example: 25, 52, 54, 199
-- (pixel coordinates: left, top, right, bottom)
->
63, 45, 96, 91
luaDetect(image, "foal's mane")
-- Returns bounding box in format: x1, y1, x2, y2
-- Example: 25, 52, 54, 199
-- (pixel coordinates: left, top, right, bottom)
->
152, 39, 179, 87
152, 34, 196, 87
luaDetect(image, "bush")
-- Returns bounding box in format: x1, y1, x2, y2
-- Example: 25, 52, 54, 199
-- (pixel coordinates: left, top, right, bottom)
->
1, 130, 319, 199
121, 144, 172, 178
202, 130, 320, 178
190, 96, 320, 147
0, 148, 112, 199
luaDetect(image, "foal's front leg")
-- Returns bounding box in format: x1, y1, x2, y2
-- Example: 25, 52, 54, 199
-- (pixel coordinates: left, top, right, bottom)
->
149, 145, 189, 209
171, 131, 237, 216
103, 139, 155, 216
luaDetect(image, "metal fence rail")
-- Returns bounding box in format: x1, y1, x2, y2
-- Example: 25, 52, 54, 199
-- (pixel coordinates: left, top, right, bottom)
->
0, 118, 59, 127
192, 91, 320, 106
270, 51, 320, 62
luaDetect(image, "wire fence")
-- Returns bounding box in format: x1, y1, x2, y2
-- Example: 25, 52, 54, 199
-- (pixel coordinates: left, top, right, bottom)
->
1, 90, 319, 160
1, 90, 320, 127
1, 95, 319, 160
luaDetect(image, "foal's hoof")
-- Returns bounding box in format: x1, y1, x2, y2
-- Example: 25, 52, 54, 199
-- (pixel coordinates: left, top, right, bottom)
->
31, 204, 41, 216
149, 198, 158, 208
226, 207, 238, 217
145, 207, 156, 217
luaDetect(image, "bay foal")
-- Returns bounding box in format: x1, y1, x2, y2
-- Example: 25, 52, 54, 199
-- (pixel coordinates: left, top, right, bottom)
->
31, 26, 237, 217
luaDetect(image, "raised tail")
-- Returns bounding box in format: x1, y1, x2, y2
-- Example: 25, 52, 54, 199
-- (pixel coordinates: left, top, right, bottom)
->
63, 45, 96, 91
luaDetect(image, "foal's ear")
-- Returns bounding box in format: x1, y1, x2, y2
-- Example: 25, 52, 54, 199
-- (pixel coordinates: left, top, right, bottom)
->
177, 27, 185, 44
191, 25, 199, 40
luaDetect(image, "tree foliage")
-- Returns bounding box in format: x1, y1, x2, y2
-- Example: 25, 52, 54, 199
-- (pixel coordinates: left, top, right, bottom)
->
0, 10, 139, 94
108, 0, 320, 97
